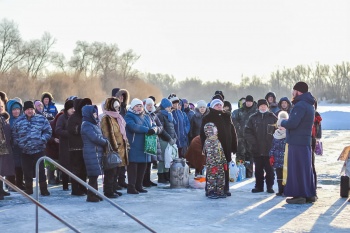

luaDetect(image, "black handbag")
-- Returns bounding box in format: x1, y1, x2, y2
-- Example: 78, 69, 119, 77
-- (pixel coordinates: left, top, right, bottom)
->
102, 141, 122, 170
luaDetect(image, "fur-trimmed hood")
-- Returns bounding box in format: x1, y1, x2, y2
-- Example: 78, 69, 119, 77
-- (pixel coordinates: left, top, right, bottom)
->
112, 88, 130, 105
41, 92, 54, 103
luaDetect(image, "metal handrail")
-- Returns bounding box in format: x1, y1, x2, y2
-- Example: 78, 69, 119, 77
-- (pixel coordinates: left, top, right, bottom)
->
0, 175, 80, 232
35, 156, 156, 233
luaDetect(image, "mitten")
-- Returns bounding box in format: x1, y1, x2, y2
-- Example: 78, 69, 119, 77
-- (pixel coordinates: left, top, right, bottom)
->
269, 156, 275, 166
147, 129, 156, 135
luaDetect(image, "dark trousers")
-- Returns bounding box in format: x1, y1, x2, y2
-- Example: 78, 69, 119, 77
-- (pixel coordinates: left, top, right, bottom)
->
127, 162, 147, 189
21, 152, 46, 186
70, 151, 87, 193
276, 167, 284, 193
224, 166, 230, 192
254, 156, 275, 190
104, 168, 116, 194
311, 137, 317, 190
117, 166, 127, 185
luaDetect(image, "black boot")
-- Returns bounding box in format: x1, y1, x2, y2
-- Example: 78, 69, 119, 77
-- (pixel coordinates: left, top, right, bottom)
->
86, 176, 100, 202
25, 182, 33, 195
40, 182, 50, 196
135, 163, 148, 193
15, 167, 25, 190
165, 171, 170, 182
127, 184, 139, 194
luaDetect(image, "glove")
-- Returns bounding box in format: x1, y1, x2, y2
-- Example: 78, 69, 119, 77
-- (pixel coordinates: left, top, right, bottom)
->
269, 156, 275, 167
147, 129, 156, 135
169, 139, 176, 145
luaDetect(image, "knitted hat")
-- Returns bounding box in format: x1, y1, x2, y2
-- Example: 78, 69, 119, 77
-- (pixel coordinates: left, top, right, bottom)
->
64, 100, 74, 111
246, 95, 254, 102
168, 93, 179, 103
278, 111, 289, 120
34, 100, 43, 108
293, 81, 308, 93
257, 99, 269, 108
196, 100, 207, 108
210, 99, 224, 108
223, 101, 232, 111
160, 98, 172, 109
111, 88, 120, 97
182, 98, 188, 104
12, 102, 22, 110
214, 90, 225, 100
23, 101, 35, 111
129, 98, 143, 109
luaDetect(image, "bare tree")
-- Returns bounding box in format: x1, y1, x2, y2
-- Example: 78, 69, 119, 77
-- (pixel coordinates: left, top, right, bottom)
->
20, 32, 56, 79
119, 49, 140, 80
0, 18, 26, 73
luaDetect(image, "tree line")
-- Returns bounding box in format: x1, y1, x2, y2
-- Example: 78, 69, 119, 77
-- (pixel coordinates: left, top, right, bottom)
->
1, 18, 349, 104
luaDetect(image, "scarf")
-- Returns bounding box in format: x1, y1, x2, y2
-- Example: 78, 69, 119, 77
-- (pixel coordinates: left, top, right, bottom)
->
104, 110, 127, 141
161, 109, 174, 123
273, 128, 286, 139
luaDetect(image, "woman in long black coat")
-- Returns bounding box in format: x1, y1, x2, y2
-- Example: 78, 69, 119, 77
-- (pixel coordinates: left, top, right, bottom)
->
55, 100, 75, 191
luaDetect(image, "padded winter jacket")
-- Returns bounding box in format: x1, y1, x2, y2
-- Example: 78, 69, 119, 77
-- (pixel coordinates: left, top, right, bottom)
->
156, 111, 176, 143
281, 92, 315, 146
125, 110, 152, 163
81, 105, 107, 176
269, 137, 286, 168
244, 111, 277, 157
43, 102, 58, 120
172, 109, 186, 148
189, 108, 209, 141
12, 113, 52, 155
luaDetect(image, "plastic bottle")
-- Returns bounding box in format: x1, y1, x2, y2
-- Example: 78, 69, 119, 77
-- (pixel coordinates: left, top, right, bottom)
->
241, 162, 246, 180
237, 162, 242, 182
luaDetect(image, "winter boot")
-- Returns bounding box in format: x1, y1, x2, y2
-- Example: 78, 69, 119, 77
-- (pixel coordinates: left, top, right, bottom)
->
39, 182, 50, 196
86, 177, 100, 202
15, 167, 25, 190
165, 171, 170, 182
118, 166, 128, 188
24, 183, 33, 195
127, 184, 139, 194
157, 173, 168, 184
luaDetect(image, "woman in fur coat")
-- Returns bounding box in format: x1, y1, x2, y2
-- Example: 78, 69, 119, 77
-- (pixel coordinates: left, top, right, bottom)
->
100, 97, 128, 198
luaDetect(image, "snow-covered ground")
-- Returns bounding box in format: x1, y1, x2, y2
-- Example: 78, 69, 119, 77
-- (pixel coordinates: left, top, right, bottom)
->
1, 130, 350, 233
1, 104, 349, 232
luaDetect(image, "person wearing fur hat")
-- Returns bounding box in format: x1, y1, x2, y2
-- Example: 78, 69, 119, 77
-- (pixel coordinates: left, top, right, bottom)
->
125, 98, 156, 194
12, 100, 52, 196
200, 99, 238, 197
81, 105, 109, 202
156, 98, 177, 183
100, 97, 128, 197
278, 81, 317, 204
223, 101, 232, 114
245, 99, 277, 194
269, 111, 289, 196
143, 98, 163, 187
6, 99, 25, 190
111, 88, 130, 117
55, 100, 75, 191
67, 98, 92, 196
0, 98, 15, 198
41, 92, 58, 120
265, 92, 279, 115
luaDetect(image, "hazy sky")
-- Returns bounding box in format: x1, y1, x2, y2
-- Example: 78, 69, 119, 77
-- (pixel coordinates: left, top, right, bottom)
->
1, 0, 350, 83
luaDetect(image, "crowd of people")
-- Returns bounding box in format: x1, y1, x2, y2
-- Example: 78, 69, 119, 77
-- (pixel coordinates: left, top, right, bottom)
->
0, 81, 321, 204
